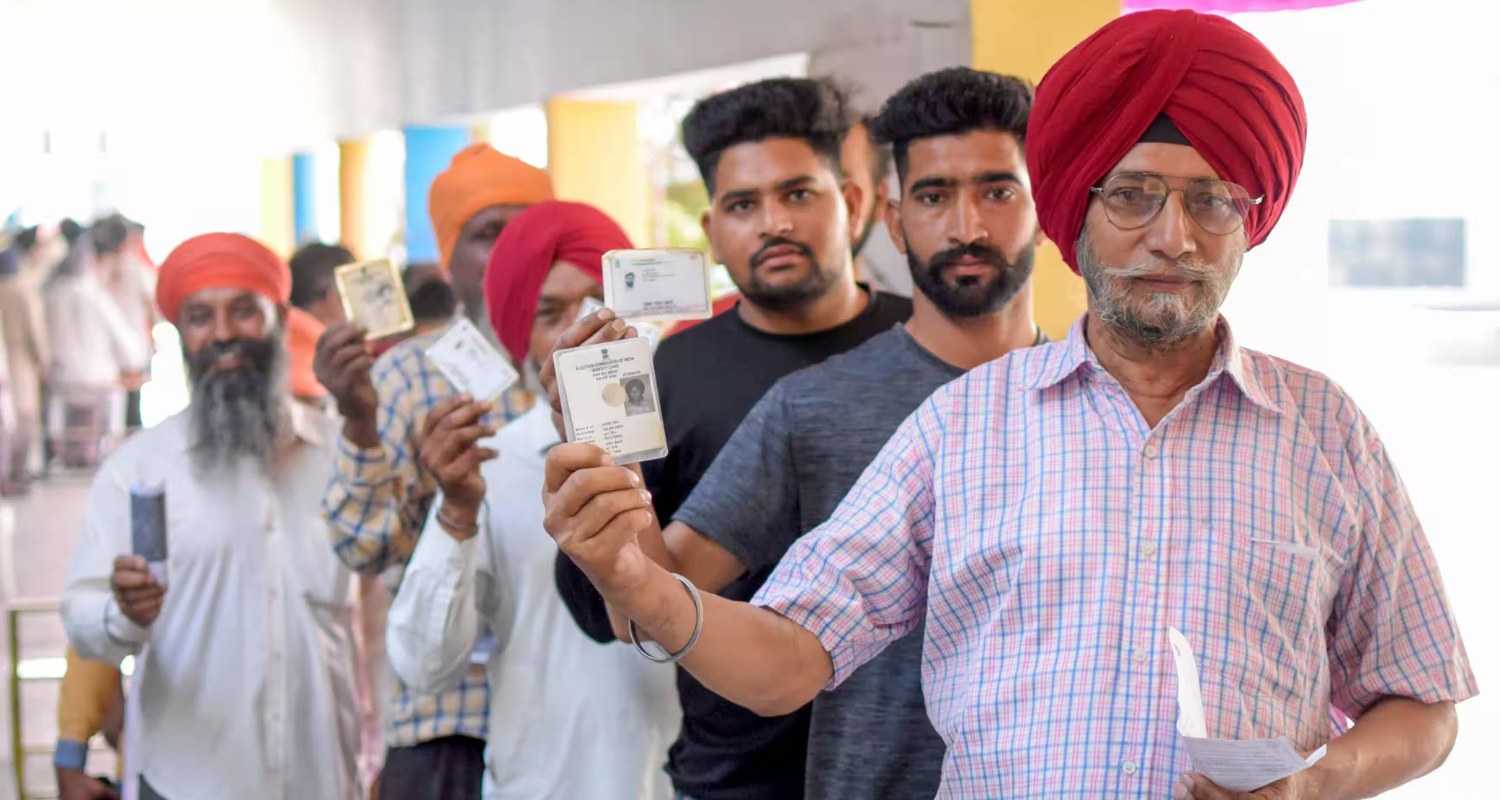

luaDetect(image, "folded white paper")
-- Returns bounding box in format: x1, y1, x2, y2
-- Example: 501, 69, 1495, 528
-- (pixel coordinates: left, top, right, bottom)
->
1167, 627, 1326, 792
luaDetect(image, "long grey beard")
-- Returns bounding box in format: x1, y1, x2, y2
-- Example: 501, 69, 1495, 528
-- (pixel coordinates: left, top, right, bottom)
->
186, 331, 288, 473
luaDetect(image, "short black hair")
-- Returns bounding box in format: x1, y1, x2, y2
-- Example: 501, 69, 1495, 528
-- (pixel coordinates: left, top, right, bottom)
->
682, 77, 853, 195
15, 226, 37, 253
58, 218, 83, 246
288, 242, 354, 309
852, 115, 893, 187
402, 262, 456, 323
868, 67, 1033, 187
91, 214, 130, 256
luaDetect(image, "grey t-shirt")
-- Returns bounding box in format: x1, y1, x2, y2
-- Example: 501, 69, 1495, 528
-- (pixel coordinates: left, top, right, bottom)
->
675, 325, 964, 799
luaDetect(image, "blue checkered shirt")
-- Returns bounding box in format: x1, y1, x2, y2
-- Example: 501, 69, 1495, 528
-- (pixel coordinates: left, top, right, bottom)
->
323, 322, 530, 746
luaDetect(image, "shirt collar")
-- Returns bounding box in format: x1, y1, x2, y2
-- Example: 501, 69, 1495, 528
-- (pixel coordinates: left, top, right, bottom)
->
1209, 318, 1282, 415
285, 399, 327, 448
1022, 315, 1282, 415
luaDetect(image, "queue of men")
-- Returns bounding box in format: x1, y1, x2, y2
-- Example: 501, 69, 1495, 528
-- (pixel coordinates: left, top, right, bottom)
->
55, 9, 1473, 800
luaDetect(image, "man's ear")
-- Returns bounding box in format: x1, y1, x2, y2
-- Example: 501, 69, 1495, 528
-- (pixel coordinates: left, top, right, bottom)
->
839, 179, 866, 246
883, 197, 908, 256
700, 209, 721, 264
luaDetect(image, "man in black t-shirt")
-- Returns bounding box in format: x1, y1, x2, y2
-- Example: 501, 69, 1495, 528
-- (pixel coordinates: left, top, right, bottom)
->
547, 77, 911, 800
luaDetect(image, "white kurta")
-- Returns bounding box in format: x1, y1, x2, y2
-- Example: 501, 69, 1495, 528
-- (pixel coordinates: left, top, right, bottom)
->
62, 407, 360, 799
388, 405, 680, 800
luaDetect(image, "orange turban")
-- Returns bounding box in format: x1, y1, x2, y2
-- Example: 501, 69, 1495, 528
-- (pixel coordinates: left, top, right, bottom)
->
286, 307, 327, 401
156, 233, 291, 323
429, 144, 554, 271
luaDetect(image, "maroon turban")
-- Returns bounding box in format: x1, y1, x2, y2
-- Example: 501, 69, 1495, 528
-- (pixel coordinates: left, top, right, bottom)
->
484, 201, 633, 365
1027, 9, 1307, 271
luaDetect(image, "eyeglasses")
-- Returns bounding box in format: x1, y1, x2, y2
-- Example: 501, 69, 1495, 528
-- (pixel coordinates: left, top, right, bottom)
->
1089, 172, 1263, 236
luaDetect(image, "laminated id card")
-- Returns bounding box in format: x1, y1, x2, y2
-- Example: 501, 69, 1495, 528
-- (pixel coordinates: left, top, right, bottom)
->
602, 248, 712, 322
425, 318, 519, 401
552, 336, 667, 464
334, 259, 415, 339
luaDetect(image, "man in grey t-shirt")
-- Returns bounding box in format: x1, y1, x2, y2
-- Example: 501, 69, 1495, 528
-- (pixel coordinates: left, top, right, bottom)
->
644, 68, 1046, 798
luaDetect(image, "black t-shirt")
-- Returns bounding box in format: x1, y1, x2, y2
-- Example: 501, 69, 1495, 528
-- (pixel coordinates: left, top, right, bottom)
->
554, 288, 913, 800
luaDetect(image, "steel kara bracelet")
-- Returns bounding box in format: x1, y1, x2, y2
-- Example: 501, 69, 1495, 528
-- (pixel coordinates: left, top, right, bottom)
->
628, 572, 703, 663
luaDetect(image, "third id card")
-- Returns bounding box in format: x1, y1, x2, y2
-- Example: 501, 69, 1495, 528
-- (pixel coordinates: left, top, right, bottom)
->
552, 336, 667, 464
602, 248, 712, 321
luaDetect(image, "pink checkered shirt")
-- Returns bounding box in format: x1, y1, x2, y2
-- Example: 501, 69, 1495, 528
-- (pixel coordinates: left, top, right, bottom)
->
754, 316, 1477, 799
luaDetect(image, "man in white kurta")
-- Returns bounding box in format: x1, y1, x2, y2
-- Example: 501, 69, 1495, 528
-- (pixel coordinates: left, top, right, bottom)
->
388, 403, 680, 799
62, 232, 360, 800
383, 200, 680, 799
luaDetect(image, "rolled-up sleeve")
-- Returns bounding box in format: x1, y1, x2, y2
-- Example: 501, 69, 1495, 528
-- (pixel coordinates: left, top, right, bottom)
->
752, 392, 943, 689
1326, 421, 1479, 716
62, 461, 149, 666
386, 496, 490, 696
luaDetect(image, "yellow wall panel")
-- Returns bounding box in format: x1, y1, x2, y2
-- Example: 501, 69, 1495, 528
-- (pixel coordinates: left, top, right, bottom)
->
971, 0, 1120, 339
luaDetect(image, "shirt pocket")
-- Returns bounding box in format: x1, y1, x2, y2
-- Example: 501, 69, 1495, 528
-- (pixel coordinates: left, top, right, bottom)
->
1208, 521, 1334, 738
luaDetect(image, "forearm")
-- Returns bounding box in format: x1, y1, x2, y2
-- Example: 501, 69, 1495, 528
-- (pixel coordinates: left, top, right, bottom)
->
62, 589, 144, 665
386, 518, 483, 694
324, 440, 414, 574
1308, 697, 1458, 799
614, 559, 831, 716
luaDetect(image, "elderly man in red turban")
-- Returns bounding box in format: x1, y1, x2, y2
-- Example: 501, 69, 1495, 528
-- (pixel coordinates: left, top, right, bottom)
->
62, 233, 362, 799
386, 201, 680, 799
533, 11, 1477, 800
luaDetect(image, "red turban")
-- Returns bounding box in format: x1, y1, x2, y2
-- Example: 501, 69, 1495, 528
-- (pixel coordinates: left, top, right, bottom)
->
156, 233, 291, 323
1027, 9, 1307, 271
484, 201, 633, 365
286, 307, 327, 401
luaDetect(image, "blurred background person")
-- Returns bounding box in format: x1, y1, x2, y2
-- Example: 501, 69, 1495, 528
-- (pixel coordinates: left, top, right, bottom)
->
317, 145, 550, 800
289, 241, 356, 327
42, 229, 147, 469
0, 241, 49, 494
90, 213, 156, 431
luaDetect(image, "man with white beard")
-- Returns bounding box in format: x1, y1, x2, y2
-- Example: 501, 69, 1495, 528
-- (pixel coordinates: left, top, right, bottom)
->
62, 233, 361, 800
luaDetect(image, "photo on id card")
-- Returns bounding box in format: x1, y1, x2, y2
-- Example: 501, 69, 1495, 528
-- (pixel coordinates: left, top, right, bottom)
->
602, 248, 713, 322
334, 259, 415, 339
552, 336, 667, 465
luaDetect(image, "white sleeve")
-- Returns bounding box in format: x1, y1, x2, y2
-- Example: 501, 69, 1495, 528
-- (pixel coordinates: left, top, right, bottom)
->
385, 495, 490, 695
62, 460, 149, 665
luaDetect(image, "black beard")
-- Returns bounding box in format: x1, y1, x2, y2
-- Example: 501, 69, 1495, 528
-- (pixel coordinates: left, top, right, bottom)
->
906, 240, 1034, 317
185, 330, 286, 472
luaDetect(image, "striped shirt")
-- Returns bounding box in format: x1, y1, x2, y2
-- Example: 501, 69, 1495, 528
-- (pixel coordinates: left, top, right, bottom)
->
322, 322, 530, 746
754, 316, 1477, 799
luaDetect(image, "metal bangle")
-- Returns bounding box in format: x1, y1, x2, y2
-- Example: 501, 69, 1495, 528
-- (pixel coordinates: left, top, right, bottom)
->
628, 572, 703, 663
435, 504, 479, 537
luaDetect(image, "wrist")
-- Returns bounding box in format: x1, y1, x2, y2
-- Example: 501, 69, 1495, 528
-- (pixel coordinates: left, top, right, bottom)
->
436, 498, 480, 540
1301, 743, 1354, 800
614, 562, 694, 649
341, 416, 379, 449
54, 739, 87, 771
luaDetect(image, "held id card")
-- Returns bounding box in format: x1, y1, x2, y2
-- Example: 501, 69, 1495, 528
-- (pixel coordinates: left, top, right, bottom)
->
602, 248, 712, 322
424, 317, 519, 401
130, 482, 168, 586
577, 295, 664, 352
552, 336, 667, 465
334, 259, 415, 339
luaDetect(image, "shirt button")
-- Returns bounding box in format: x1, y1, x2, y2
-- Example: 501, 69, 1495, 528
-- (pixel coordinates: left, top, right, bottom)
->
1142, 442, 1159, 459
1122, 760, 1139, 775
1141, 542, 1158, 558
1133, 648, 1148, 665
